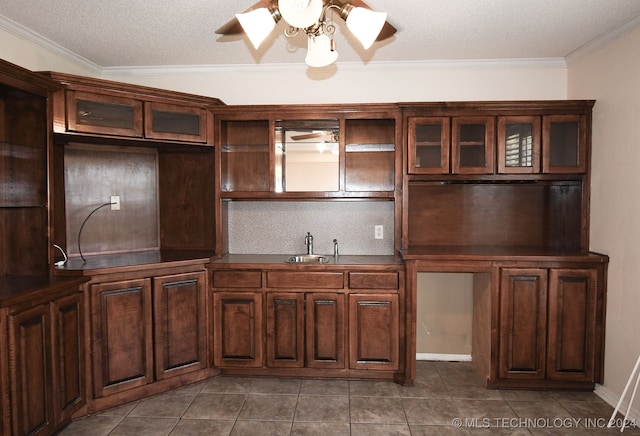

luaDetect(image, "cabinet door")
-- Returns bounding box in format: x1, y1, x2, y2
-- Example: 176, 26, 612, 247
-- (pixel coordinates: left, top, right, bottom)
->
153, 272, 207, 380
51, 292, 85, 424
66, 90, 143, 137
349, 294, 399, 370
266, 292, 304, 368
144, 102, 207, 143
407, 117, 450, 174
542, 115, 587, 173
91, 279, 153, 398
220, 120, 270, 193
8, 304, 54, 436
547, 268, 597, 381
497, 116, 541, 174
498, 268, 548, 380
213, 291, 263, 368
306, 293, 345, 369
452, 116, 495, 174
344, 118, 396, 192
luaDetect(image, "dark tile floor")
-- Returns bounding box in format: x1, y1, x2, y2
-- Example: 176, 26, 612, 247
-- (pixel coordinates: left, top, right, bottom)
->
60, 361, 640, 435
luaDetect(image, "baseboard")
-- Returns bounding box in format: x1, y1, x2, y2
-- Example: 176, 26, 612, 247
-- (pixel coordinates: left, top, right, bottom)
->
595, 384, 640, 424
416, 353, 472, 362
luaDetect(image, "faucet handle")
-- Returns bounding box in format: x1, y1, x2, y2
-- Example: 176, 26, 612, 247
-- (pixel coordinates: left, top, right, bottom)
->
333, 239, 339, 257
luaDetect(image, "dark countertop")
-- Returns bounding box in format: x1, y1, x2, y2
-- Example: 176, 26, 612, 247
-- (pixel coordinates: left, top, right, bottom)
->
401, 246, 610, 263
209, 254, 403, 270
0, 275, 89, 308
54, 249, 216, 275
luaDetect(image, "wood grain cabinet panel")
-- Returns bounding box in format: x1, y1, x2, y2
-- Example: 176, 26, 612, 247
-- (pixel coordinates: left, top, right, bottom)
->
8, 303, 54, 436
306, 293, 345, 369
51, 293, 85, 424
153, 272, 207, 380
499, 268, 548, 380
91, 279, 154, 398
349, 294, 399, 370
213, 291, 264, 368
66, 90, 143, 137
266, 293, 305, 368
547, 268, 597, 381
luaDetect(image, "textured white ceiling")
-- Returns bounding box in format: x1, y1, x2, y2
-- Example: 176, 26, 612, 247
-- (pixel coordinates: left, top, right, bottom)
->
1, 0, 640, 69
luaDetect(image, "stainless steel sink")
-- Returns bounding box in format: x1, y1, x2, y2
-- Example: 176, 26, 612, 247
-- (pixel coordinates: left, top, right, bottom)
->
285, 254, 330, 264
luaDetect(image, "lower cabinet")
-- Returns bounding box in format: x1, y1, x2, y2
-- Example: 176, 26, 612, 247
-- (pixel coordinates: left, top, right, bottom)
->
210, 267, 403, 377
6, 285, 84, 436
212, 291, 264, 368
91, 270, 207, 399
349, 293, 399, 371
499, 267, 598, 383
265, 292, 346, 369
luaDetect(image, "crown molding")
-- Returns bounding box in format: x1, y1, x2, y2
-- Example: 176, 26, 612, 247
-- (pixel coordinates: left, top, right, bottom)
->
0, 14, 102, 75
99, 57, 567, 78
566, 13, 640, 64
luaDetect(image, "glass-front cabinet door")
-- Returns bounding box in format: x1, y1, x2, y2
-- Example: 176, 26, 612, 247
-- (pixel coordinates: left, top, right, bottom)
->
542, 115, 587, 174
497, 116, 541, 174
220, 120, 270, 193
407, 117, 450, 174
144, 102, 207, 143
66, 90, 143, 137
452, 116, 495, 174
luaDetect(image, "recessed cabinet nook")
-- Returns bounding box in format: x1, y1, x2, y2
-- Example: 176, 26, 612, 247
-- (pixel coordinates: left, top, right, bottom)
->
0, 57, 608, 434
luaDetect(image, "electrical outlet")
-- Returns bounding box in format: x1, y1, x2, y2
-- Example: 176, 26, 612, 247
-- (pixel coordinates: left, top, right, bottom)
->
110, 195, 121, 211
374, 224, 384, 239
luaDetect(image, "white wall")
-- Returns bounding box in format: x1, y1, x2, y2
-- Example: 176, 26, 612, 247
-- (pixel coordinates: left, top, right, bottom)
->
568, 28, 640, 417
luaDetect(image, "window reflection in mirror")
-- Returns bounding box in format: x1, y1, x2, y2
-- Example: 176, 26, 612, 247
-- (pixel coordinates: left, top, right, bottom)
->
275, 119, 340, 192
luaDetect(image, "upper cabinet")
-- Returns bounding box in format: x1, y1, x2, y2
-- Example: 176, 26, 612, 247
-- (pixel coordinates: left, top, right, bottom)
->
216, 105, 400, 199
0, 59, 60, 276
41, 72, 223, 144
405, 102, 591, 176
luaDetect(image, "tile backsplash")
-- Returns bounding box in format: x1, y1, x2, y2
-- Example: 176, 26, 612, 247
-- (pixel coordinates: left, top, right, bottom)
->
227, 201, 394, 255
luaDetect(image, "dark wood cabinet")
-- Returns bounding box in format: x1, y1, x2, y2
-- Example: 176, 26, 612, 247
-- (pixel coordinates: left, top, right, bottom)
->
66, 90, 143, 137
543, 114, 587, 174
306, 292, 346, 369
547, 268, 598, 381
451, 116, 495, 174
51, 292, 85, 425
266, 292, 305, 368
3, 281, 85, 436
499, 268, 548, 380
265, 291, 346, 369
91, 278, 154, 398
8, 303, 54, 436
349, 294, 399, 371
144, 101, 207, 143
213, 291, 264, 368
499, 267, 599, 384
497, 115, 541, 174
216, 106, 400, 199
153, 272, 207, 380
407, 117, 450, 174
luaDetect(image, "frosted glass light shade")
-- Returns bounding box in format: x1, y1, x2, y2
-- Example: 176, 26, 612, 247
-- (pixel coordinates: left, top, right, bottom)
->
305, 33, 338, 67
279, 0, 323, 28
236, 8, 277, 49
346, 7, 387, 49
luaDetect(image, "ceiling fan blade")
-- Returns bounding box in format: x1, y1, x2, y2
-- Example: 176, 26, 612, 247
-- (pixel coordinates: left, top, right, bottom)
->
290, 132, 328, 140
215, 0, 277, 35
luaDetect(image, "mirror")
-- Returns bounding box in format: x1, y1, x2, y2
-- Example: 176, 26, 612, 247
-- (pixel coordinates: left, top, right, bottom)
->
275, 119, 340, 192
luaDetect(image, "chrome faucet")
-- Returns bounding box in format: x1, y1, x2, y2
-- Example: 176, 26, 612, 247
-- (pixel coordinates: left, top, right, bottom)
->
305, 232, 314, 255
333, 239, 339, 258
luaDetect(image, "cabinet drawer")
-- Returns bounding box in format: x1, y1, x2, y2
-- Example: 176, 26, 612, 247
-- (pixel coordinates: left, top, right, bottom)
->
267, 272, 344, 289
212, 270, 262, 288
349, 272, 399, 290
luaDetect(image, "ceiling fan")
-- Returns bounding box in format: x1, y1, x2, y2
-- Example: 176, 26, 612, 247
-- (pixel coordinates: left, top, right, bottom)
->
290, 131, 339, 141
216, 0, 396, 67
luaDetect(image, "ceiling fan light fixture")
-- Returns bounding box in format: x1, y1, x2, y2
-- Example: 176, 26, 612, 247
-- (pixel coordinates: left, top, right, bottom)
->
236, 8, 278, 49
343, 6, 387, 49
305, 33, 338, 67
279, 0, 323, 29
